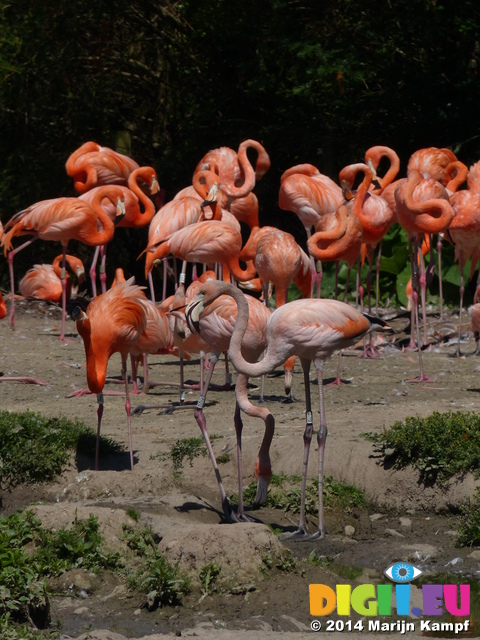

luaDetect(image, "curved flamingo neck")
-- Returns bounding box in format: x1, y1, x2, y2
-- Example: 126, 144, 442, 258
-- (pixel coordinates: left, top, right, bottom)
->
445, 161, 468, 194
402, 170, 454, 234
365, 146, 400, 191
87, 187, 119, 244
128, 168, 157, 221
340, 163, 373, 223
221, 140, 263, 199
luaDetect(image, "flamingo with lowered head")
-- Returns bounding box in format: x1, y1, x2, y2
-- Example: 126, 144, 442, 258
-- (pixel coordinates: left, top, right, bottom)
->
186, 280, 392, 538
19, 254, 85, 303
73, 276, 149, 471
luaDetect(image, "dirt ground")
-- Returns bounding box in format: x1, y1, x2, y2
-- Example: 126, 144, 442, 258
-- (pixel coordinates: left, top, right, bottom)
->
1, 296, 480, 640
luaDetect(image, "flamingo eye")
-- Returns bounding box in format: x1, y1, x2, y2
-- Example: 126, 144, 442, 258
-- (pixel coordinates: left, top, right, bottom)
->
384, 563, 422, 583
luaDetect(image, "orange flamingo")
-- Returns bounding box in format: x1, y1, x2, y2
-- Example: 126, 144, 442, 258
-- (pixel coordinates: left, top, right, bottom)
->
278, 163, 343, 296
80, 166, 160, 295
186, 280, 392, 538
73, 276, 149, 470
468, 302, 480, 355
0, 291, 6, 320
185, 285, 272, 522
66, 141, 140, 194
2, 186, 125, 339
395, 169, 454, 381
19, 254, 85, 303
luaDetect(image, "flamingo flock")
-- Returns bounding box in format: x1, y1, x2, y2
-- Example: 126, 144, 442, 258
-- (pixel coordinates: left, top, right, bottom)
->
2, 138, 480, 538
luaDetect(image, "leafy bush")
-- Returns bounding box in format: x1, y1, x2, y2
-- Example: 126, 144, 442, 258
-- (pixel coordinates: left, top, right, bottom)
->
458, 488, 480, 548
363, 411, 480, 484
0, 410, 122, 489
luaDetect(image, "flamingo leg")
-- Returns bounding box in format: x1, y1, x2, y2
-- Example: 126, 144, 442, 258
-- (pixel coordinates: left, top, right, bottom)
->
123, 355, 135, 471
7, 237, 38, 330
59, 244, 70, 342
90, 245, 101, 298
282, 358, 313, 539
457, 254, 465, 357
99, 245, 108, 294
437, 234, 444, 318
194, 354, 239, 523
95, 392, 104, 471
375, 241, 382, 314
407, 237, 434, 383
308, 360, 327, 540
233, 401, 250, 521
328, 351, 346, 386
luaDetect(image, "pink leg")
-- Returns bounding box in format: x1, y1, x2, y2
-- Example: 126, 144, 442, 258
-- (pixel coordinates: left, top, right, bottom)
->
310, 360, 327, 540
99, 245, 107, 294
7, 238, 38, 330
90, 246, 100, 298
95, 392, 104, 471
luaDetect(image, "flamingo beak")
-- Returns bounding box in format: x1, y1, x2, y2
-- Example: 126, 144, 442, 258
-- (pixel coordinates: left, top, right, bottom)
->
185, 295, 205, 334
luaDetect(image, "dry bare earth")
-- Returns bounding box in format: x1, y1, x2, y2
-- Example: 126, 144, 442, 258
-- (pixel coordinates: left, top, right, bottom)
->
1, 297, 480, 640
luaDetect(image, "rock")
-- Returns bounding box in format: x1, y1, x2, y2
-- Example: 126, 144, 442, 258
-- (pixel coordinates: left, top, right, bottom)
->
400, 543, 438, 562
399, 517, 412, 530
344, 525, 355, 537
384, 528, 405, 538
369, 513, 384, 522
468, 550, 480, 561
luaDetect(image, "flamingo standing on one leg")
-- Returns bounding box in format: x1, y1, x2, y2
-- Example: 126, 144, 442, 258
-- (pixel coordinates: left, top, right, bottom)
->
73, 277, 149, 471
1, 186, 125, 339
395, 169, 454, 381
186, 280, 392, 538
278, 163, 343, 297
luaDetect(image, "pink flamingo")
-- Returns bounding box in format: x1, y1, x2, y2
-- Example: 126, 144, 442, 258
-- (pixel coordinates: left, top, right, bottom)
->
185, 285, 272, 522
278, 163, 343, 296
186, 280, 392, 538
80, 166, 160, 296
1, 186, 125, 340
395, 169, 454, 381
73, 277, 149, 470
19, 254, 85, 303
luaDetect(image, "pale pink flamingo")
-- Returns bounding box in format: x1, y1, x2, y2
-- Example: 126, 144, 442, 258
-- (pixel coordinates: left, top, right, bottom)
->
278, 163, 343, 296
186, 280, 392, 538
395, 169, 454, 381
185, 286, 272, 522
1, 186, 125, 340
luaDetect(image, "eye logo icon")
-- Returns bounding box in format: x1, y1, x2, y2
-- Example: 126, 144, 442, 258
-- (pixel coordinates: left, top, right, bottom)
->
384, 562, 422, 583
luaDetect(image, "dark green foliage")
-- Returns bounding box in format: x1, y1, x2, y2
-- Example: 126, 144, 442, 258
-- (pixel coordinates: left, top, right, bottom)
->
121, 524, 190, 608
458, 488, 480, 547
363, 411, 480, 484
0, 410, 122, 490
0, 509, 122, 633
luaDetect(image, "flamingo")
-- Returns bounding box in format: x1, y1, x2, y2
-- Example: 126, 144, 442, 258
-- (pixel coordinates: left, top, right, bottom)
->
65, 141, 140, 194
278, 163, 343, 296
339, 162, 394, 317
468, 302, 480, 355
73, 276, 149, 470
1, 185, 125, 340
0, 291, 6, 320
446, 181, 480, 355
193, 139, 270, 203
80, 166, 160, 296
184, 284, 272, 522
395, 169, 454, 381
185, 280, 392, 538
365, 145, 401, 207
19, 254, 85, 303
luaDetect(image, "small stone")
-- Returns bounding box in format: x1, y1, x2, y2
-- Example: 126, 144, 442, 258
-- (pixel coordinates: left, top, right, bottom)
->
445, 530, 459, 538
345, 525, 355, 537
468, 550, 480, 560
399, 517, 412, 530
385, 529, 405, 538
369, 513, 384, 522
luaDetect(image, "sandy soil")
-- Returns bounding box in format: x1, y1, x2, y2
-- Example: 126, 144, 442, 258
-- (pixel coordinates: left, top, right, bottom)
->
1, 296, 480, 640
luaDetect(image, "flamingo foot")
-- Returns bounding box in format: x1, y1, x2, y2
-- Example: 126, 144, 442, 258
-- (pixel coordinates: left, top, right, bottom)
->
281, 527, 310, 540
0, 376, 49, 386
304, 529, 327, 541
235, 510, 258, 523
406, 374, 435, 384
222, 499, 241, 524
327, 378, 347, 387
